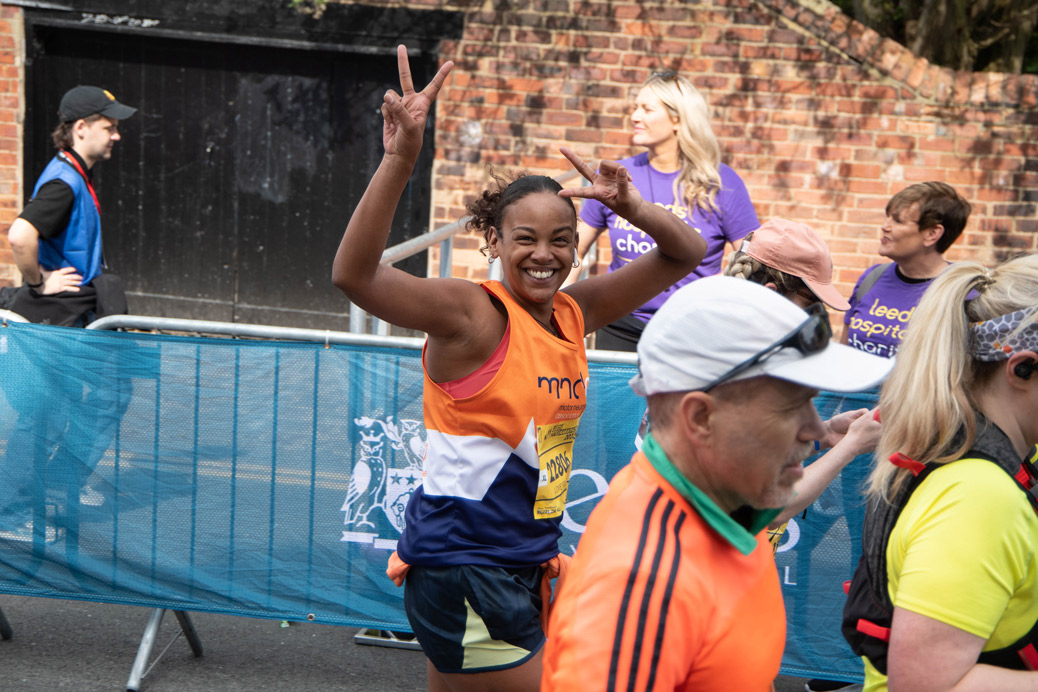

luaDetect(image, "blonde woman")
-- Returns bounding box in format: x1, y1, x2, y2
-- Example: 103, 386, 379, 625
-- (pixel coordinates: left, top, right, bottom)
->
843, 255, 1038, 691
575, 70, 759, 351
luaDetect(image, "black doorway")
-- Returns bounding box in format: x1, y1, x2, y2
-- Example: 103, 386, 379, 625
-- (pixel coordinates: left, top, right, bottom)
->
24, 19, 442, 330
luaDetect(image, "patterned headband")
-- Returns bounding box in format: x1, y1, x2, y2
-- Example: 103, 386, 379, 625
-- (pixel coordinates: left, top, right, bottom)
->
970, 307, 1038, 361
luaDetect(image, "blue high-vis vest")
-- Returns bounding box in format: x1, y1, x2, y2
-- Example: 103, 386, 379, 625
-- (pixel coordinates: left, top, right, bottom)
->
31, 155, 104, 286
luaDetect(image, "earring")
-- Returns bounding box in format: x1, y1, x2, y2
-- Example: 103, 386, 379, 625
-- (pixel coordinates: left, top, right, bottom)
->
572, 252, 580, 269
488, 256, 495, 265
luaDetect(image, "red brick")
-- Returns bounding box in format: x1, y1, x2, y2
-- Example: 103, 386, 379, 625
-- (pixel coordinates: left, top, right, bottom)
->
876, 38, 904, 75
836, 100, 881, 115
985, 72, 1007, 106
813, 145, 854, 159
702, 43, 740, 58
846, 179, 891, 194
563, 127, 602, 143
724, 27, 767, 41
1022, 78, 1038, 108
768, 28, 804, 45
814, 82, 857, 98
967, 72, 989, 105
741, 45, 784, 60
917, 136, 956, 152
890, 49, 917, 84
541, 110, 583, 126
874, 134, 916, 150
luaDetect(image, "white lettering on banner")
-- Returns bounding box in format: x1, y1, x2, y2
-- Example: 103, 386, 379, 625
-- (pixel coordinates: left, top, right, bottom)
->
560, 469, 609, 534
784, 566, 797, 586
774, 517, 800, 553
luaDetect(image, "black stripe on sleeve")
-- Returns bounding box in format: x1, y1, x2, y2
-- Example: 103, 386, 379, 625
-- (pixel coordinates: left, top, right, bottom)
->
607, 488, 664, 692
626, 499, 676, 692
644, 510, 687, 691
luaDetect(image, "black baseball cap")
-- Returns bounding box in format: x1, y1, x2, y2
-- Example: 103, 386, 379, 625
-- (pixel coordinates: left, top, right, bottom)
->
58, 86, 137, 122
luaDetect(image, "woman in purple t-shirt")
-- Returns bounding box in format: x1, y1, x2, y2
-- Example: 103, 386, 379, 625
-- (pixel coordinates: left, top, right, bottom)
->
574, 71, 760, 351
841, 182, 971, 359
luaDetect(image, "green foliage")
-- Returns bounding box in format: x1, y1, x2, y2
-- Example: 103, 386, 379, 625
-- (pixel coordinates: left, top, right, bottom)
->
830, 0, 1038, 74
1025, 27, 1038, 74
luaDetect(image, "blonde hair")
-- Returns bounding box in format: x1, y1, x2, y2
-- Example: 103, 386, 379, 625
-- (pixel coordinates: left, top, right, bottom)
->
867, 254, 1038, 502
641, 72, 722, 214
723, 233, 809, 299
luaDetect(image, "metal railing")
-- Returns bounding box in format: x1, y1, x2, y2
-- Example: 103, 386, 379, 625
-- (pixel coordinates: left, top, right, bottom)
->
0, 309, 28, 324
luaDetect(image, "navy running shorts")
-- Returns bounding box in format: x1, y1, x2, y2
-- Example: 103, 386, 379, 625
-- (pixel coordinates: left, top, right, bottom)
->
403, 563, 545, 674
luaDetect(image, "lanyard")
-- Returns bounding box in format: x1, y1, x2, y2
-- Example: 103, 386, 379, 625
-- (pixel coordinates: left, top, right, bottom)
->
58, 150, 101, 216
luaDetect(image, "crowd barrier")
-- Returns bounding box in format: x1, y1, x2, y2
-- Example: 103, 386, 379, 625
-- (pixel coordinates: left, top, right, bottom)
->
0, 316, 877, 686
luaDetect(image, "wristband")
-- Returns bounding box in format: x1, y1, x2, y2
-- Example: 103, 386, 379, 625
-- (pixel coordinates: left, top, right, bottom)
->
26, 277, 43, 288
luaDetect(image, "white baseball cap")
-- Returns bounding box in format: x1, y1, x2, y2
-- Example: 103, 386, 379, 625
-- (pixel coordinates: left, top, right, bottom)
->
629, 276, 892, 396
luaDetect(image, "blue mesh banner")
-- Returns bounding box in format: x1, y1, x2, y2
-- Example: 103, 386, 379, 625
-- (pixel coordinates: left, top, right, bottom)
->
0, 321, 874, 678
775, 388, 879, 683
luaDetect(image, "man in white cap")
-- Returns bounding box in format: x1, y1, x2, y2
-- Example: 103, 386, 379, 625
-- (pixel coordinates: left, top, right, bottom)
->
542, 275, 892, 692
6, 85, 136, 326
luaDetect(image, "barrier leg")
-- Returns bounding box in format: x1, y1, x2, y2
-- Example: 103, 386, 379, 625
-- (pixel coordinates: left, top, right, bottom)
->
126, 609, 205, 692
126, 608, 166, 692
0, 605, 12, 640
172, 610, 204, 658
353, 628, 422, 651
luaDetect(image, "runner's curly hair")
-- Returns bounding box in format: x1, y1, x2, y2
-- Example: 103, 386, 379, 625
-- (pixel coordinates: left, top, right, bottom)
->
467, 171, 576, 256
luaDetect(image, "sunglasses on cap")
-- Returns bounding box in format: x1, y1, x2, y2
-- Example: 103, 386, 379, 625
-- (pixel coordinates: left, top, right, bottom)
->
699, 302, 832, 391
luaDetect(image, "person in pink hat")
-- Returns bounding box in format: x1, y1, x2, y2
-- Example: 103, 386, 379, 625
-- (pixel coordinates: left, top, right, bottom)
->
724, 219, 880, 541
726, 218, 879, 692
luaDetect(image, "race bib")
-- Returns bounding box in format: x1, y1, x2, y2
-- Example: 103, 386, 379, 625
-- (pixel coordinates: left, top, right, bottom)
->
533, 419, 580, 519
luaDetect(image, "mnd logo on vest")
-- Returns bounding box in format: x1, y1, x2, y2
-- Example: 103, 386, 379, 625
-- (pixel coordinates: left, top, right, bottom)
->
537, 371, 589, 401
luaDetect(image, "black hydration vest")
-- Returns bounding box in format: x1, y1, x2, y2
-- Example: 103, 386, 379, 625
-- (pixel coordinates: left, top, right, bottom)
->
842, 450, 1038, 674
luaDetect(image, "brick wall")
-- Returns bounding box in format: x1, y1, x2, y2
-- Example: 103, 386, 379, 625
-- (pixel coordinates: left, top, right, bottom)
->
418, 0, 1038, 294
0, 5, 22, 288
0, 0, 1035, 302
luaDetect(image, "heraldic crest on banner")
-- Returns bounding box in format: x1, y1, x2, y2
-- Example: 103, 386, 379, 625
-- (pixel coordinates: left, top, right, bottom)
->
341, 415, 425, 550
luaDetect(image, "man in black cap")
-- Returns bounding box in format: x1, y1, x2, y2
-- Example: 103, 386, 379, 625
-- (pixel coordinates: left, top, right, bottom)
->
5, 85, 136, 326
0, 87, 136, 539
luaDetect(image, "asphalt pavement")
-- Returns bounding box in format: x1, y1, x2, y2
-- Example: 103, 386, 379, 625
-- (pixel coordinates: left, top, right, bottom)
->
0, 594, 811, 691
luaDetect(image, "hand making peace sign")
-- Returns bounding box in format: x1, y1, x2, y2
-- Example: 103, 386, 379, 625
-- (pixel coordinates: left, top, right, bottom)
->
381, 45, 454, 161
558, 146, 646, 221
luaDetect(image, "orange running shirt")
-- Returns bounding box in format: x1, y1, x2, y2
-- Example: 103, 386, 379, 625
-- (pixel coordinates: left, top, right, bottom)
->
396, 280, 589, 567
542, 435, 786, 691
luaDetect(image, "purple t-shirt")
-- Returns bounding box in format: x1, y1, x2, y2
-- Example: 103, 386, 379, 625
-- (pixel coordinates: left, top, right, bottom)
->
580, 152, 759, 322
843, 263, 934, 359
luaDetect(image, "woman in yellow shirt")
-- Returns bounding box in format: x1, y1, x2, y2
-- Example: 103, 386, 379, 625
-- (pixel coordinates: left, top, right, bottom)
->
844, 254, 1038, 691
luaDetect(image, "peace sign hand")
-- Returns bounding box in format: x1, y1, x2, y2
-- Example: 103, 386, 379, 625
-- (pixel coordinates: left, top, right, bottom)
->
381, 45, 454, 162
558, 146, 645, 220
